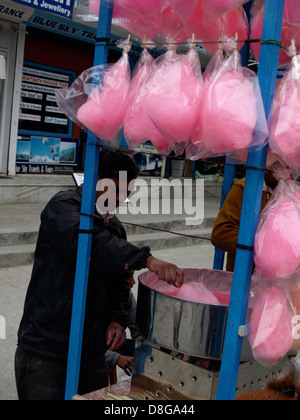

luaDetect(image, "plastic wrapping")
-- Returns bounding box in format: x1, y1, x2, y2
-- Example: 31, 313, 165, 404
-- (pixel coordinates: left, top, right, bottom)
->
177, 2, 249, 54
55, 40, 131, 147
254, 180, 300, 282
248, 285, 294, 367
77, 0, 162, 40
140, 47, 203, 156
285, 0, 300, 26
75, 0, 100, 21
160, 0, 199, 42
187, 47, 268, 160
77, 0, 249, 48
112, 3, 161, 41
268, 53, 300, 175
202, 0, 251, 23
123, 48, 170, 153
286, 279, 300, 350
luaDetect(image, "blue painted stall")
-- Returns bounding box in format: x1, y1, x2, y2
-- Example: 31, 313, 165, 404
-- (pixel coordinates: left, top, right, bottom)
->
65, 0, 286, 401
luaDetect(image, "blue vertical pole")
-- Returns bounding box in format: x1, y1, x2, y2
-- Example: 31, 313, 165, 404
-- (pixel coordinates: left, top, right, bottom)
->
64, 0, 113, 401
217, 0, 285, 400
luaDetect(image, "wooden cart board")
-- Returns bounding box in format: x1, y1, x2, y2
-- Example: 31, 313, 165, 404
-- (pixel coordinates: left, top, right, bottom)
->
72, 379, 132, 401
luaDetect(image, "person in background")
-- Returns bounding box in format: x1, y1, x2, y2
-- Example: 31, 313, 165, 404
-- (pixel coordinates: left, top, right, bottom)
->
15, 150, 184, 400
105, 271, 140, 377
211, 153, 282, 272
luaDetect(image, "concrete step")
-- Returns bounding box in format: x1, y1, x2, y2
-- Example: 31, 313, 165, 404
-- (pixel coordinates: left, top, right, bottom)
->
0, 244, 36, 269
127, 227, 212, 251
0, 175, 75, 204
0, 215, 216, 247
0, 175, 222, 204
0, 230, 38, 248
0, 225, 214, 269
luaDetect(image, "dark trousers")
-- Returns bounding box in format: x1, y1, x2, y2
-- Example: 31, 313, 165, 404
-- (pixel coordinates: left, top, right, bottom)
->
15, 346, 109, 400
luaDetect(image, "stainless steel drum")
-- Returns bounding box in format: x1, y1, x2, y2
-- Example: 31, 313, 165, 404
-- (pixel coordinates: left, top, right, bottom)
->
136, 268, 253, 362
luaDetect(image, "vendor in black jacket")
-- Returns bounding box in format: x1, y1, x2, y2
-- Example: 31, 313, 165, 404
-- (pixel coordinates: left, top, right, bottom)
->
15, 150, 184, 400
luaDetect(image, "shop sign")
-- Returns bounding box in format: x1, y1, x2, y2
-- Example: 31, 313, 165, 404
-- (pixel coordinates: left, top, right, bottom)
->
28, 10, 97, 43
18, 62, 75, 136
0, 0, 33, 22
16, 134, 79, 174
11, 0, 73, 19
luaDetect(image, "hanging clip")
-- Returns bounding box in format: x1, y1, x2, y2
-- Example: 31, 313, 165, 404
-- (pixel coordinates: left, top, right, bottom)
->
189, 33, 196, 50
141, 34, 148, 50
238, 325, 248, 338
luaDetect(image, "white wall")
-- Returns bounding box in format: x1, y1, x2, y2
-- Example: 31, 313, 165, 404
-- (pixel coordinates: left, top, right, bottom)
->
0, 20, 26, 175
0, 21, 17, 174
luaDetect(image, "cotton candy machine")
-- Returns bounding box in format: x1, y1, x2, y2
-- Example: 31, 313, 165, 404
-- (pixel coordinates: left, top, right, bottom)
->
130, 269, 290, 400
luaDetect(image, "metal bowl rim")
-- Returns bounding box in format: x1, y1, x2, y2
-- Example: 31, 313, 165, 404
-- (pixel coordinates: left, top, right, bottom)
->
138, 268, 233, 308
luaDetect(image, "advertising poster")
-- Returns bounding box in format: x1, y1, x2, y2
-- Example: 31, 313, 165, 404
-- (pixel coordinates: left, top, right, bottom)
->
16, 135, 79, 174
18, 62, 75, 137
133, 143, 166, 177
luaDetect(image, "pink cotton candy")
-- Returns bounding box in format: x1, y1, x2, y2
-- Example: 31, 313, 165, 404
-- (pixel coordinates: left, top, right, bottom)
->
197, 70, 257, 155
249, 287, 293, 365
254, 192, 300, 281
89, 0, 162, 40
175, 282, 220, 304
160, 0, 198, 41
141, 275, 221, 305
115, 0, 161, 15
88, 0, 101, 16
77, 54, 130, 142
179, 3, 248, 53
123, 50, 170, 152
202, 0, 249, 21
141, 51, 203, 148
89, 0, 161, 16
213, 291, 231, 306
285, 0, 300, 25
269, 63, 300, 171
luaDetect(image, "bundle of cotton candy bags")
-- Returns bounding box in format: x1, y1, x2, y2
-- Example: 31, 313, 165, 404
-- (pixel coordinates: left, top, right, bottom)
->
55, 41, 131, 145
176, 1, 249, 54
248, 286, 294, 365
76, 42, 131, 143
189, 48, 268, 159
268, 55, 300, 173
254, 180, 300, 281
140, 48, 203, 155
123, 49, 170, 153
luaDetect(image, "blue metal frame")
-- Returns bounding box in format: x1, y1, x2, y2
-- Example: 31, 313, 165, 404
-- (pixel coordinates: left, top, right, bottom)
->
217, 0, 285, 400
64, 0, 113, 401
64, 0, 286, 401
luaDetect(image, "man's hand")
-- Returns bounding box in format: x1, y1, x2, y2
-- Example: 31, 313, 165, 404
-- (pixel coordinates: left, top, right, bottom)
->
146, 256, 184, 287
106, 321, 126, 351
117, 355, 133, 376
